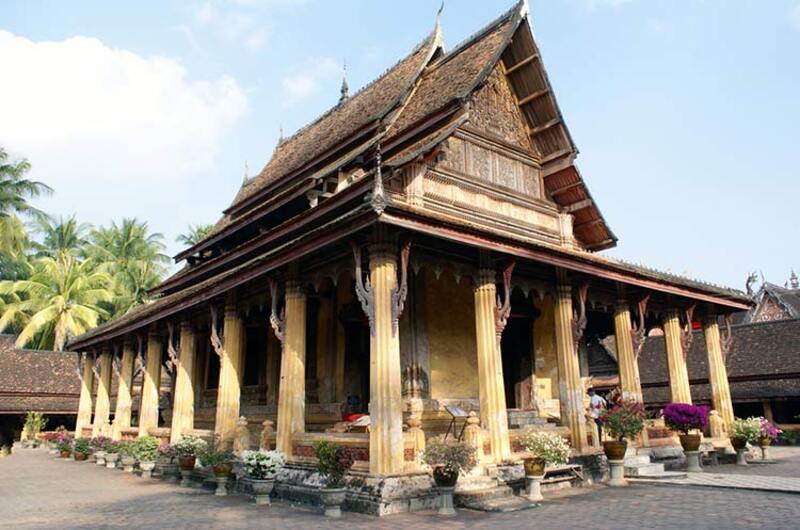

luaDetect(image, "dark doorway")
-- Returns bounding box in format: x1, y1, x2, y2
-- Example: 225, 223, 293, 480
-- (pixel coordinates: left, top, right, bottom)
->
339, 302, 369, 414
501, 315, 533, 409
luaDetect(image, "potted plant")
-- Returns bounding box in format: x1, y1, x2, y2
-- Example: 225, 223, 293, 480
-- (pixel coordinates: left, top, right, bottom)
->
313, 441, 356, 518
421, 436, 477, 515
91, 436, 112, 466
41, 432, 60, 455
118, 440, 137, 472
104, 442, 120, 469
518, 430, 570, 500
133, 436, 159, 478
73, 438, 91, 461
174, 435, 208, 487
242, 449, 286, 505
599, 399, 646, 460
730, 417, 759, 450
199, 440, 236, 497
662, 403, 708, 451
157, 443, 178, 482
23, 411, 48, 446
758, 417, 781, 448
55, 435, 73, 459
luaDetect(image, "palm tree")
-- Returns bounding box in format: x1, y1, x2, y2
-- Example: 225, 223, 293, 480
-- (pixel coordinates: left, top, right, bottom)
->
87, 218, 168, 316
0, 254, 112, 351
0, 215, 31, 280
176, 223, 213, 246
32, 214, 91, 258
0, 147, 51, 219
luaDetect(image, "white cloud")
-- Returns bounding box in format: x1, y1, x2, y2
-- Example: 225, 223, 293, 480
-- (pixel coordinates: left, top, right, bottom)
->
281, 57, 340, 100
791, 3, 800, 30
194, 2, 216, 25
0, 31, 248, 189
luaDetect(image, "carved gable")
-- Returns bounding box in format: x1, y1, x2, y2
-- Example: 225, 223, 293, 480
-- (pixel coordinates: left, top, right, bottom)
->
467, 65, 534, 152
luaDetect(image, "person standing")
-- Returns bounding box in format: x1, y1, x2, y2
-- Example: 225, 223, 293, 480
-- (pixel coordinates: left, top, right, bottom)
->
588, 388, 607, 441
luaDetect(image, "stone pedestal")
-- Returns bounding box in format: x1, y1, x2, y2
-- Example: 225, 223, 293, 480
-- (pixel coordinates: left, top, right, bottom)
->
525, 475, 544, 501
180, 469, 193, 487
735, 449, 748, 466
215, 476, 229, 496
105, 455, 118, 469
607, 459, 627, 487
760, 446, 771, 461
94, 451, 106, 466
437, 487, 456, 516
139, 462, 155, 478
685, 451, 702, 473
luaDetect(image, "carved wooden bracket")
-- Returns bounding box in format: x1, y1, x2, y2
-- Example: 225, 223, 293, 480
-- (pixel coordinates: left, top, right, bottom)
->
720, 313, 734, 364
268, 277, 286, 345
390, 240, 412, 335
210, 305, 225, 359
494, 259, 516, 343
166, 322, 179, 374
630, 294, 650, 360
134, 335, 145, 378
680, 303, 697, 359
571, 281, 590, 348
351, 242, 375, 336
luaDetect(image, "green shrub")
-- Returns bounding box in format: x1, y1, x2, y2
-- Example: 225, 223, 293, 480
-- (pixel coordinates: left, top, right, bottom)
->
132, 436, 159, 462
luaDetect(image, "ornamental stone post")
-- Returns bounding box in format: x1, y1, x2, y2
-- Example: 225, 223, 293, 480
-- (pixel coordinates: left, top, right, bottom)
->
170, 321, 197, 443
139, 328, 163, 437
554, 282, 587, 452
663, 310, 692, 404
275, 280, 307, 457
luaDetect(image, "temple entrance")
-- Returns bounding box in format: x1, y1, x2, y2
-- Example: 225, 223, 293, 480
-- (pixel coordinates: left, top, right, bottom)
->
339, 302, 370, 415
501, 314, 534, 409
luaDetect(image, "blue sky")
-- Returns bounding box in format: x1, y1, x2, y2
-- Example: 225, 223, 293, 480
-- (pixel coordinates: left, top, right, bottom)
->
1, 0, 798, 290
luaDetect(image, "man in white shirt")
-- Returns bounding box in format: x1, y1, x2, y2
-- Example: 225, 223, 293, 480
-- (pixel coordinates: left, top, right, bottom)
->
588, 388, 607, 441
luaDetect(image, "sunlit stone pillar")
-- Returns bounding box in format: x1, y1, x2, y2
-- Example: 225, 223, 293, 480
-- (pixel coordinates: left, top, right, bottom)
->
214, 300, 245, 447
554, 281, 587, 452
74, 353, 95, 437
367, 244, 405, 474
139, 329, 163, 437
614, 301, 643, 403
703, 317, 734, 429
112, 340, 135, 440
92, 346, 113, 437
474, 268, 511, 463
170, 322, 197, 443
276, 281, 307, 456
663, 310, 692, 404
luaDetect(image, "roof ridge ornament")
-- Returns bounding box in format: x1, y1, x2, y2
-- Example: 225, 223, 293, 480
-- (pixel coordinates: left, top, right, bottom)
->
370, 142, 387, 214
339, 59, 349, 102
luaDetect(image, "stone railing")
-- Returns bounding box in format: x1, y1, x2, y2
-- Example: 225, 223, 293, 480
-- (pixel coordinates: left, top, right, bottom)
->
289, 431, 422, 473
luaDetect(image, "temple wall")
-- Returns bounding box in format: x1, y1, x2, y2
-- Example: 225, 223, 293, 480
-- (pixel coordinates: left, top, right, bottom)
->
533, 295, 561, 416
423, 269, 479, 400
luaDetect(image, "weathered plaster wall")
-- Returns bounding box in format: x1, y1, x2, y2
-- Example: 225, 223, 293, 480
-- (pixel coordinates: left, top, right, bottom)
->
533, 295, 560, 415
424, 269, 479, 399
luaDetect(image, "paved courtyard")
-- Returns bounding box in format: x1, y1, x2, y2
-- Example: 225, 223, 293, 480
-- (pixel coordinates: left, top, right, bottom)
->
2, 448, 800, 530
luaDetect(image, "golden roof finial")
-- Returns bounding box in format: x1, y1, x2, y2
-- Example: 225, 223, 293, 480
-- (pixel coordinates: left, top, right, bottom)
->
339, 59, 349, 103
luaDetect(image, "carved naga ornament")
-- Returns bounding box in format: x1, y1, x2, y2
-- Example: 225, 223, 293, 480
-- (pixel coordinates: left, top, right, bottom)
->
494, 259, 516, 345
267, 277, 286, 345
680, 303, 697, 359
720, 313, 734, 364
165, 322, 180, 374
210, 305, 225, 359
351, 240, 412, 337
630, 294, 650, 360
571, 281, 590, 350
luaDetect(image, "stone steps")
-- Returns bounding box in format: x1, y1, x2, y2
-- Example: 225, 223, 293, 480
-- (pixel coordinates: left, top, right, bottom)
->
624, 450, 687, 479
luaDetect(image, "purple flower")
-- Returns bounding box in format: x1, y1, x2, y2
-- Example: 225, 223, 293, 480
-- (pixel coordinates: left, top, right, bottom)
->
759, 418, 781, 440
662, 403, 709, 434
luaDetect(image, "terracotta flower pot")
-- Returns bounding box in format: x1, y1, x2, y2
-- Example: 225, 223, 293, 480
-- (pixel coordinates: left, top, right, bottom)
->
523, 457, 546, 477
731, 436, 748, 451
679, 434, 701, 452
759, 436, 772, 449
603, 440, 628, 460
75, 452, 88, 461
432, 466, 459, 488
178, 455, 196, 471
212, 462, 233, 478
60, 450, 71, 459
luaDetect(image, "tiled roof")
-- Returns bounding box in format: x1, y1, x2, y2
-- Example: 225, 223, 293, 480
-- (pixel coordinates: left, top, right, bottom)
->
639, 318, 800, 404
0, 334, 80, 414
761, 283, 800, 319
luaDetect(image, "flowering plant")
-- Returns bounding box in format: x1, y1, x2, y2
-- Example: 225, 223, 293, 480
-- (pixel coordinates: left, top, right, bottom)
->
158, 443, 175, 458
90, 436, 112, 451
518, 430, 570, 464
242, 450, 286, 479
116, 440, 137, 458
41, 432, 60, 442
662, 403, 708, 434
599, 400, 646, 441
55, 435, 72, 452
421, 437, 477, 478
73, 438, 91, 455
132, 436, 160, 462
730, 417, 760, 443
104, 442, 119, 454
314, 441, 357, 488
759, 417, 782, 440
173, 435, 208, 457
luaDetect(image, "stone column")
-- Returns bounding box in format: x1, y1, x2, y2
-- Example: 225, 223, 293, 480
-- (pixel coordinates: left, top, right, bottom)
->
275, 281, 307, 456
663, 310, 692, 404
92, 347, 113, 437
139, 329, 163, 437
614, 301, 643, 403
170, 322, 197, 443
473, 269, 511, 462
112, 340, 135, 440
368, 245, 405, 475
554, 283, 587, 452
316, 294, 334, 403
703, 317, 734, 429
74, 353, 95, 437
214, 300, 245, 446
265, 332, 280, 406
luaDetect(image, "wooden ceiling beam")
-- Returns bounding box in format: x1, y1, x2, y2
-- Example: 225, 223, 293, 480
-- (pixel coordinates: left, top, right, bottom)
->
574, 218, 604, 230
504, 54, 539, 75
540, 147, 574, 165
517, 87, 550, 107
548, 180, 583, 196
564, 198, 593, 213
528, 117, 561, 136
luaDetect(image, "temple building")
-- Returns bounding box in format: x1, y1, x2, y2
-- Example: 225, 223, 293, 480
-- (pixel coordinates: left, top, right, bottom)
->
67, 1, 751, 513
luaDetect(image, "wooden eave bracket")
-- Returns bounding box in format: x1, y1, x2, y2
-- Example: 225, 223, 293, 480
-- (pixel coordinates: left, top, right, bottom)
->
267, 277, 286, 345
